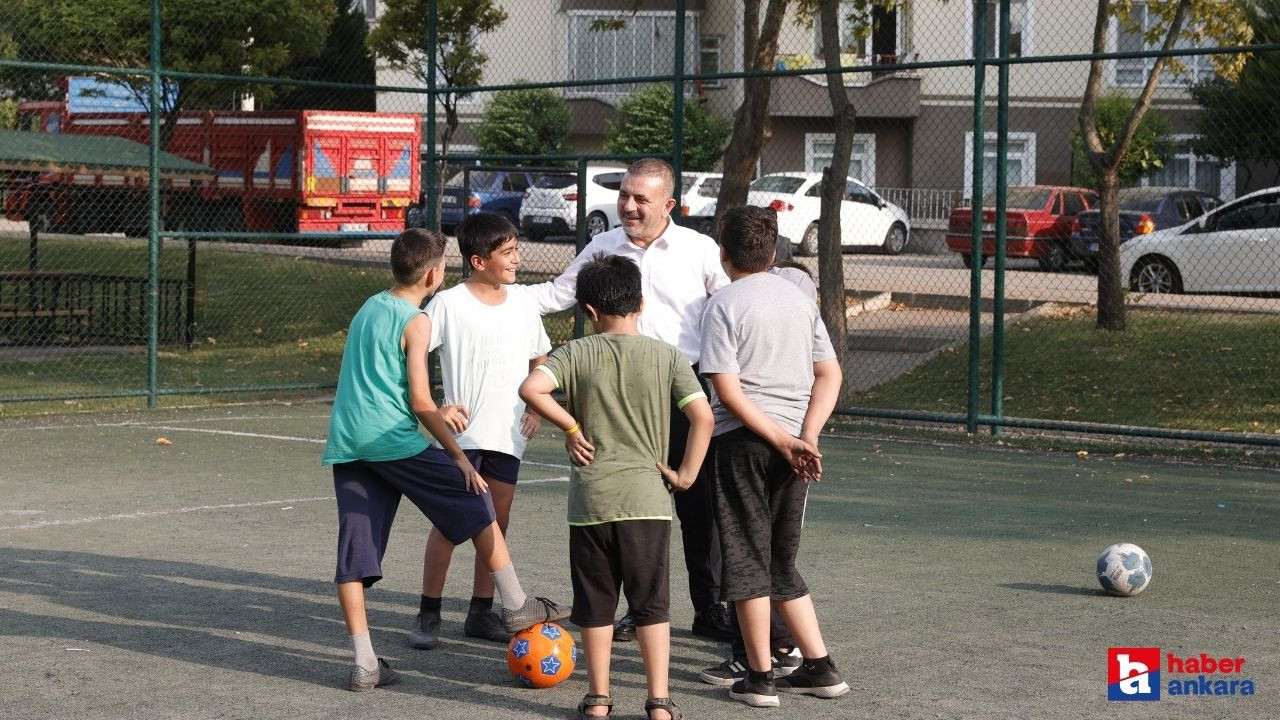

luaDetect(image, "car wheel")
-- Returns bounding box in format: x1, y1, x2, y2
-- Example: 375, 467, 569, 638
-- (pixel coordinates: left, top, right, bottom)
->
586, 211, 609, 237
1130, 256, 1183, 294
798, 223, 819, 256
960, 253, 988, 269
1038, 241, 1069, 272
882, 223, 908, 255
1083, 257, 1100, 274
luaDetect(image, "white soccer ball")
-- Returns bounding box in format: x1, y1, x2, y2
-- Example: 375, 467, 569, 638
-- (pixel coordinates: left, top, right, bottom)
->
1097, 543, 1153, 597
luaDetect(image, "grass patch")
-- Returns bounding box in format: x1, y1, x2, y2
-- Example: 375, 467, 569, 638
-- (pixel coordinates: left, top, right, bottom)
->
854, 306, 1280, 435
0, 236, 573, 414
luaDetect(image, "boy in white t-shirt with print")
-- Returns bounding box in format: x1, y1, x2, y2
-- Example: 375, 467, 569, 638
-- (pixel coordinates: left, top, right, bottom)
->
408, 212, 553, 648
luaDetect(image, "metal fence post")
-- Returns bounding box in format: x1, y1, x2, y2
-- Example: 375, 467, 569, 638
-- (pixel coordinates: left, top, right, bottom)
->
966, 0, 988, 433
147, 0, 161, 408
991, 0, 1011, 436
424, 0, 439, 232
672, 0, 687, 199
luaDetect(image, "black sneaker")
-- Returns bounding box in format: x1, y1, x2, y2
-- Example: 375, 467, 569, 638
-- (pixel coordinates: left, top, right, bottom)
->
613, 612, 636, 642
408, 611, 440, 650
691, 602, 734, 641
699, 647, 805, 686
729, 673, 779, 708
464, 608, 511, 642
772, 646, 803, 677
774, 659, 850, 698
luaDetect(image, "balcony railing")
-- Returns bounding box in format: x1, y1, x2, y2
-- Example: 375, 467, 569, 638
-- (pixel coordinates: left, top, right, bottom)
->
874, 186, 964, 226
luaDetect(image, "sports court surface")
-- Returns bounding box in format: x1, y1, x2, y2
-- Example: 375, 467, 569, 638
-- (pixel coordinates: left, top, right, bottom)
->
1, 402, 1275, 719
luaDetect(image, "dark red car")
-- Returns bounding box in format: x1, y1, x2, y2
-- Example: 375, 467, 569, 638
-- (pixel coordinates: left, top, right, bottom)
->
945, 185, 1099, 271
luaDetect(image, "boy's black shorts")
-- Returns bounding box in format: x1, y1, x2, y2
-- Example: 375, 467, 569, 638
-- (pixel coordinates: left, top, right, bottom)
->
568, 519, 671, 628
712, 427, 810, 603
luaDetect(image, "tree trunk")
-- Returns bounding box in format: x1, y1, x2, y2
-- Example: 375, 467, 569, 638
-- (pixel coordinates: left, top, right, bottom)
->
714, 0, 790, 231
816, 0, 854, 382
1094, 171, 1125, 330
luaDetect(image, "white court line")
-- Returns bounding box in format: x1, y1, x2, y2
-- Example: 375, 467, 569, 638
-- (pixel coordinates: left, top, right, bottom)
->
520, 476, 569, 485
0, 496, 334, 532
522, 460, 572, 470
107, 425, 326, 444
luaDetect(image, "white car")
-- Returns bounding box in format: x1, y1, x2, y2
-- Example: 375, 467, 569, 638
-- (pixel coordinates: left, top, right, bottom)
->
519, 165, 626, 241
746, 172, 911, 255
675, 172, 722, 236
1121, 186, 1280, 294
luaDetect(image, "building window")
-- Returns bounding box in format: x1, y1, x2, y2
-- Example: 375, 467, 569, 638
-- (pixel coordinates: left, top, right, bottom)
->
568, 12, 700, 96
968, 0, 1030, 59
812, 3, 901, 61
364, 0, 377, 21
699, 35, 724, 89
1114, 1, 1215, 86
963, 131, 1037, 200
1139, 135, 1236, 200
805, 133, 877, 187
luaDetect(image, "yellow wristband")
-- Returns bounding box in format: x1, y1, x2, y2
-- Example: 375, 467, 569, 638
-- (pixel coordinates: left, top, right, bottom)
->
564, 423, 580, 435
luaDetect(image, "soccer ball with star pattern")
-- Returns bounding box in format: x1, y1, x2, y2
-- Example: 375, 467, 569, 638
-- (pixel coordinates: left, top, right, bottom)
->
507, 622, 577, 688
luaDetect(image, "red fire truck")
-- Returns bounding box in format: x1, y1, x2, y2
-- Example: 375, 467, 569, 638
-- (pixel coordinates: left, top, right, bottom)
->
4, 99, 420, 244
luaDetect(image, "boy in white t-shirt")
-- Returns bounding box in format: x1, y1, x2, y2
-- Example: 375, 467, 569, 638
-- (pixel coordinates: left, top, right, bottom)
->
408, 212, 553, 648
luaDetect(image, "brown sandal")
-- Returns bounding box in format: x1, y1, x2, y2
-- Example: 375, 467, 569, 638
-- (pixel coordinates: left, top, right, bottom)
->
576, 693, 613, 719
644, 697, 683, 720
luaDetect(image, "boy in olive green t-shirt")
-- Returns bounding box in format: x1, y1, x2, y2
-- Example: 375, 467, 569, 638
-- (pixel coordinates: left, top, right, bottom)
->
520, 253, 712, 720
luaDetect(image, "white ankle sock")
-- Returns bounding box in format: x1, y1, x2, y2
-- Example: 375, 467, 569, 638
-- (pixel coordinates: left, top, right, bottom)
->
350, 631, 377, 671
489, 562, 528, 611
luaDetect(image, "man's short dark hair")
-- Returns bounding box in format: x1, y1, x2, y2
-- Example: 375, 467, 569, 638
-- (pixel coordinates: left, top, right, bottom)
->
457, 212, 518, 265
719, 206, 778, 273
391, 228, 446, 285
575, 252, 642, 316
626, 157, 675, 200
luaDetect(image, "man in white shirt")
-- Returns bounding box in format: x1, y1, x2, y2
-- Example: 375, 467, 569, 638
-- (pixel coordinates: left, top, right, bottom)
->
525, 158, 734, 643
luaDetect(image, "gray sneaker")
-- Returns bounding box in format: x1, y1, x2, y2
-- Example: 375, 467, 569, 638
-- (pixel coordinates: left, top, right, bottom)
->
501, 596, 570, 634
464, 608, 511, 642
408, 611, 440, 650
348, 657, 402, 692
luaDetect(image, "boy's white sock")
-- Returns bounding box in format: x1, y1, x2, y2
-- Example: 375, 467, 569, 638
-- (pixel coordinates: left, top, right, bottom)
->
350, 631, 377, 671
489, 562, 528, 610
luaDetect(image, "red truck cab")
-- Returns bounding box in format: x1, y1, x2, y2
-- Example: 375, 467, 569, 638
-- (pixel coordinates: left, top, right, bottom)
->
945, 185, 1098, 271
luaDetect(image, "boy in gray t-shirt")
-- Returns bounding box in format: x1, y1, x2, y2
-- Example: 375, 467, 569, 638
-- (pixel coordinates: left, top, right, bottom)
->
520, 252, 712, 720
699, 206, 848, 708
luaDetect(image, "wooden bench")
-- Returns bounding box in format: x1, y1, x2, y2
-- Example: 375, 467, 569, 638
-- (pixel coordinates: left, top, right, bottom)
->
0, 271, 185, 345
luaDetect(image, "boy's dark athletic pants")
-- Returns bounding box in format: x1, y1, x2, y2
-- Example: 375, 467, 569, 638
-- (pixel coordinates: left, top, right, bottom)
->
668, 364, 721, 613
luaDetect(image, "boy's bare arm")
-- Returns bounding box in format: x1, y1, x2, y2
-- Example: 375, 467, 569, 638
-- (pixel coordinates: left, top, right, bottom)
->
519, 354, 549, 439
796, 358, 842, 480
658, 397, 712, 491
518, 368, 595, 466
707, 372, 821, 478
403, 314, 487, 493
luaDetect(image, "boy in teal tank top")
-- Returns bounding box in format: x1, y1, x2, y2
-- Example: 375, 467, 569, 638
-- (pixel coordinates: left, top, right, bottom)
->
323, 228, 568, 692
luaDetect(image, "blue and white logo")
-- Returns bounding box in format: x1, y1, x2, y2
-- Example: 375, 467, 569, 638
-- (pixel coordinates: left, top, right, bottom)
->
541, 656, 562, 676
541, 624, 563, 640
511, 638, 530, 660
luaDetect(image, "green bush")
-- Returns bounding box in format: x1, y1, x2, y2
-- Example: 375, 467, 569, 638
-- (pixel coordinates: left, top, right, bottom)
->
604, 84, 730, 172
474, 86, 570, 160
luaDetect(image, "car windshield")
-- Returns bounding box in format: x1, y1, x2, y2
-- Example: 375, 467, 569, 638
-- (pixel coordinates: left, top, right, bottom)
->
1116, 190, 1168, 212
445, 170, 498, 189
751, 175, 806, 194
982, 188, 1052, 210
532, 174, 576, 190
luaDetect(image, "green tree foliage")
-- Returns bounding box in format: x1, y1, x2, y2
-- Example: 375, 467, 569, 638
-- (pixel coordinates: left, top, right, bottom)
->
603, 85, 730, 172
474, 87, 570, 160
267, 0, 376, 111
1071, 92, 1174, 187
1190, 0, 1280, 184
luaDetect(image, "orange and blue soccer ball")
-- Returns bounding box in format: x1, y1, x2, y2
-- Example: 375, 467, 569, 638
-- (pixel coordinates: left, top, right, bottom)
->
1097, 542, 1153, 597
507, 622, 577, 688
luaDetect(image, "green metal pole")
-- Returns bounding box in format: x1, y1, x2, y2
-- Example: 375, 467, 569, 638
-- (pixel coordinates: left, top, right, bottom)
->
991, 0, 1010, 436
966, 0, 988, 433
147, 0, 161, 408
672, 1, 687, 200
573, 158, 588, 340
424, 0, 438, 231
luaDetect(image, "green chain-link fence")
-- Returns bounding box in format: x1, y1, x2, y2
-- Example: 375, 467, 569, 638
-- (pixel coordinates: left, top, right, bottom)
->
2, 0, 1279, 447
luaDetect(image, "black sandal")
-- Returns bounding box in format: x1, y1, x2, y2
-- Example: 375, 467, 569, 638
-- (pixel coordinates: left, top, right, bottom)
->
644, 697, 683, 720
576, 693, 613, 719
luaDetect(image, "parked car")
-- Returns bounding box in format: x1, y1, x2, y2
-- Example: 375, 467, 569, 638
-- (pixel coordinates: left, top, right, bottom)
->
745, 172, 911, 256
674, 172, 722, 236
945, 185, 1098, 271
1121, 187, 1280, 294
436, 169, 536, 232
1070, 187, 1221, 271
519, 165, 626, 241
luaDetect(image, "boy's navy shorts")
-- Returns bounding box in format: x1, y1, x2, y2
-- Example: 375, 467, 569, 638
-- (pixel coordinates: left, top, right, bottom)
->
462, 449, 521, 485
568, 519, 671, 628
332, 447, 497, 587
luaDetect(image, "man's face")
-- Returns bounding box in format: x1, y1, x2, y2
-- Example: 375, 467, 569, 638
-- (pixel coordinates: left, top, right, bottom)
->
617, 171, 675, 241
